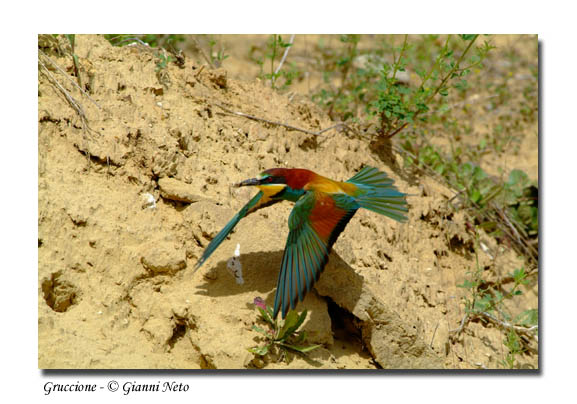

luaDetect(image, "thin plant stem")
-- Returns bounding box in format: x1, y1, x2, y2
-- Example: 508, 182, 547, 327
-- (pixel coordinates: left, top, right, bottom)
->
391, 34, 408, 82
274, 34, 295, 76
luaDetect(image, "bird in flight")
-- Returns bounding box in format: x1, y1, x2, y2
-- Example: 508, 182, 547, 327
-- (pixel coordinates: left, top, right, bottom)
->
193, 166, 408, 319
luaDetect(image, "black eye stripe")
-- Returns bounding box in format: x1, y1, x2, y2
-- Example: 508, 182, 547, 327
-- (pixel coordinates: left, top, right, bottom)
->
261, 175, 284, 184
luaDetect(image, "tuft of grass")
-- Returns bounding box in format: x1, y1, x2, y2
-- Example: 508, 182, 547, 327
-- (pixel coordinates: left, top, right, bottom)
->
248, 297, 321, 365
206, 35, 229, 67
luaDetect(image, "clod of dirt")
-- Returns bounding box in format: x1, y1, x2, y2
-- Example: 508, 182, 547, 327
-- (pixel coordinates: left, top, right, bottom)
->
207, 68, 228, 89
158, 177, 204, 203
42, 271, 79, 312
141, 242, 187, 275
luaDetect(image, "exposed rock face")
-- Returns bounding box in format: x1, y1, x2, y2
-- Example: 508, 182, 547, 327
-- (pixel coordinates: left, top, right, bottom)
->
316, 254, 443, 369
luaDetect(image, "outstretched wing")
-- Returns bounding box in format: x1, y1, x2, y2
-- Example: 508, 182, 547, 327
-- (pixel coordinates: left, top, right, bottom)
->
273, 191, 359, 319
193, 191, 281, 272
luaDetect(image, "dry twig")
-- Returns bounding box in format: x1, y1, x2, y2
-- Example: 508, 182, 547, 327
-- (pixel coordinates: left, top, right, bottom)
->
213, 103, 351, 137
39, 49, 103, 110
478, 311, 538, 339
450, 311, 537, 342
38, 58, 91, 131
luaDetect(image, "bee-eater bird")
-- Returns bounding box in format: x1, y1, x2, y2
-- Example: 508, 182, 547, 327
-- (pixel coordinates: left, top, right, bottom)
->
193, 166, 408, 319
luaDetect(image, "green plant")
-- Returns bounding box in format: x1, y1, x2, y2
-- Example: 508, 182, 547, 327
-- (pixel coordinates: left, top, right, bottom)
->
312, 34, 364, 121
399, 133, 538, 263
262, 35, 295, 89
249, 35, 300, 90
370, 34, 495, 138
311, 35, 494, 136
207, 36, 229, 67
155, 51, 171, 72
64, 34, 82, 87
501, 330, 523, 369
248, 297, 321, 364
103, 34, 185, 73
456, 241, 538, 369
460, 266, 529, 315
502, 170, 538, 238
104, 34, 185, 49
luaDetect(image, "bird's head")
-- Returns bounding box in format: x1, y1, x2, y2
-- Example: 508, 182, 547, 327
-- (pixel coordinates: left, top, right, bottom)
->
234, 168, 288, 196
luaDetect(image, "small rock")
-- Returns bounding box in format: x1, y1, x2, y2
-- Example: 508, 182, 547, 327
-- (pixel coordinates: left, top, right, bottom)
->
207, 68, 227, 89
141, 242, 187, 275
251, 357, 265, 369
158, 177, 204, 203
141, 192, 157, 209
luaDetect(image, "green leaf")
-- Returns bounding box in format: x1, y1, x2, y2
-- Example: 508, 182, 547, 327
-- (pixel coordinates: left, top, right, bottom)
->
276, 311, 299, 340
515, 309, 538, 326
258, 307, 275, 327
457, 279, 475, 289
248, 345, 269, 356
470, 188, 482, 204
279, 342, 322, 353
295, 331, 307, 343
460, 34, 477, 41
475, 294, 494, 312
65, 34, 75, 47
512, 268, 528, 284
252, 325, 269, 336
276, 310, 307, 341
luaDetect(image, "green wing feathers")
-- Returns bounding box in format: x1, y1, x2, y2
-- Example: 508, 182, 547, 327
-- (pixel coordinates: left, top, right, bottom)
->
346, 166, 408, 222
273, 192, 358, 319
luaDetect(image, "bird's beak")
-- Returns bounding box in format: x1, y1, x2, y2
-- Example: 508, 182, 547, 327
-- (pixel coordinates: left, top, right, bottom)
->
234, 177, 260, 187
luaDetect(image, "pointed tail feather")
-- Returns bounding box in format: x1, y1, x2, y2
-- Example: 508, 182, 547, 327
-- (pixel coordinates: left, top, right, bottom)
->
347, 166, 395, 189
347, 166, 408, 222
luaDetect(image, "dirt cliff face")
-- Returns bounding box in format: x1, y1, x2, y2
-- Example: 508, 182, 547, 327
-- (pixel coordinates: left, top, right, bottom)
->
38, 35, 537, 369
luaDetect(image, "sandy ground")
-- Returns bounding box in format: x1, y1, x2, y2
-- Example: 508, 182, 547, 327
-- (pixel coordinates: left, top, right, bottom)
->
38, 35, 538, 369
